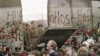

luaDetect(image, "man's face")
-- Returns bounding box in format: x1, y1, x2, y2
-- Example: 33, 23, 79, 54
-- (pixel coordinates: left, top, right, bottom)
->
46, 41, 52, 50
31, 23, 35, 27
3, 46, 7, 52
75, 43, 80, 48
90, 49, 95, 55
38, 27, 42, 29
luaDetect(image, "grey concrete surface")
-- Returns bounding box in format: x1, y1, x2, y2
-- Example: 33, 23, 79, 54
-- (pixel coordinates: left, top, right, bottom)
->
0, 0, 21, 7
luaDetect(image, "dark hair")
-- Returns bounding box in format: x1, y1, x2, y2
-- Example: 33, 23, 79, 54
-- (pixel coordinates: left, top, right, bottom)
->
6, 47, 10, 52
15, 47, 21, 52
72, 37, 77, 43
26, 47, 32, 52
38, 24, 43, 27
91, 46, 98, 52
4, 47, 11, 56
26, 23, 30, 27
31, 21, 35, 24
2, 45, 6, 47
41, 50, 49, 56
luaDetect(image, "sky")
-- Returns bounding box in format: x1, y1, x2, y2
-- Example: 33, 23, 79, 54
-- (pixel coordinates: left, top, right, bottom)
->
21, 0, 47, 22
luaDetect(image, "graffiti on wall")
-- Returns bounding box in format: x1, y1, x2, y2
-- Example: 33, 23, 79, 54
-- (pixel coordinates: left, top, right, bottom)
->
72, 8, 91, 29
48, 0, 72, 27
0, 7, 23, 47
49, 11, 70, 25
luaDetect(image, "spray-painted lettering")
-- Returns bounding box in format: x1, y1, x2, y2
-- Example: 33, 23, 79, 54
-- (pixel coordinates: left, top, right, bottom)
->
50, 11, 70, 25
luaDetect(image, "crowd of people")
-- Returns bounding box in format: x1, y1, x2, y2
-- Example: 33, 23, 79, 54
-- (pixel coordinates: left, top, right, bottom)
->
0, 37, 100, 56
0, 20, 100, 56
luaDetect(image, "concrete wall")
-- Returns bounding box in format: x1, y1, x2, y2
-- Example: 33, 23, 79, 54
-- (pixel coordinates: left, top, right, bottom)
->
0, 0, 23, 51
0, 0, 21, 7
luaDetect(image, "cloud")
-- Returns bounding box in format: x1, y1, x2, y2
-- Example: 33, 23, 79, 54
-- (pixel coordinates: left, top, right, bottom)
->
21, 0, 47, 22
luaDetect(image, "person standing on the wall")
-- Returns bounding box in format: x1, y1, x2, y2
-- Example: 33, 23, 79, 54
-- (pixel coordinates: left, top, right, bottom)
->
30, 21, 38, 47
23, 23, 32, 48
37, 24, 44, 37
